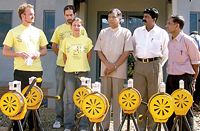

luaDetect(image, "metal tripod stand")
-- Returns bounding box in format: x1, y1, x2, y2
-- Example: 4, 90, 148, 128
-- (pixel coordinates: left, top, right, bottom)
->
118, 113, 140, 131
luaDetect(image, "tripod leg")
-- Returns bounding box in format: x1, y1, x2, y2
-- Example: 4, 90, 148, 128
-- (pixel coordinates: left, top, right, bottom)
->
96, 123, 100, 131
153, 123, 158, 131
130, 114, 140, 131
17, 120, 23, 131
73, 117, 82, 131
34, 110, 44, 131
31, 110, 37, 131
180, 116, 183, 131
99, 123, 104, 131
171, 116, 179, 131
118, 113, 127, 131
183, 115, 192, 131
163, 123, 169, 131
158, 123, 161, 131
89, 122, 95, 131
22, 110, 31, 128
8, 120, 14, 131
127, 115, 130, 131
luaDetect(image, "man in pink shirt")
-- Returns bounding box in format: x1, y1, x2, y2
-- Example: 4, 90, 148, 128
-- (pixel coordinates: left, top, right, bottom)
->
165, 15, 199, 131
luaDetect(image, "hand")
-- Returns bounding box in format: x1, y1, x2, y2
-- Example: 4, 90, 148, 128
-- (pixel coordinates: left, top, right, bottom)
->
17, 52, 29, 59
104, 64, 117, 76
105, 62, 115, 70
193, 79, 196, 92
31, 52, 41, 59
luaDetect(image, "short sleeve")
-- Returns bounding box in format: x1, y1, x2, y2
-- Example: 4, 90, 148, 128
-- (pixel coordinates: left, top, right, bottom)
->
3, 30, 14, 47
50, 27, 59, 44
39, 30, 48, 47
124, 29, 133, 52
87, 38, 93, 53
61, 38, 66, 54
94, 30, 102, 51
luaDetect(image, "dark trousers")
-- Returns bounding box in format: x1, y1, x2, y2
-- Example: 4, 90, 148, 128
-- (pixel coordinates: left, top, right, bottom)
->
13, 70, 43, 131
193, 73, 200, 105
166, 74, 194, 131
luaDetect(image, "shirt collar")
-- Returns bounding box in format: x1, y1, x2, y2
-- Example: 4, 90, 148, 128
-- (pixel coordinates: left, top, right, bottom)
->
173, 31, 183, 42
142, 24, 158, 32
110, 25, 121, 32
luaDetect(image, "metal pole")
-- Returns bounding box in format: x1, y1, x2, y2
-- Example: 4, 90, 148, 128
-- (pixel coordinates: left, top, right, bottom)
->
171, 116, 179, 131
130, 114, 140, 131
8, 120, 14, 131
17, 120, 23, 131
118, 113, 127, 131
127, 114, 130, 131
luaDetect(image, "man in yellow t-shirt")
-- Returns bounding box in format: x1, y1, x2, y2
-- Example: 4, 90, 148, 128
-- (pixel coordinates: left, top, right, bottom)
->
2, 3, 48, 131
50, 5, 87, 129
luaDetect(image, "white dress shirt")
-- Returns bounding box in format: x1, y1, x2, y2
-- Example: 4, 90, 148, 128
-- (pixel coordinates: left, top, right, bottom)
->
132, 24, 169, 66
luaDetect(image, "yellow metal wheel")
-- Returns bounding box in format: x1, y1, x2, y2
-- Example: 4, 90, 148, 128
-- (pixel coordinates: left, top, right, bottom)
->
118, 87, 141, 111
73, 86, 92, 109
171, 89, 193, 115
148, 93, 174, 122
22, 85, 43, 107
82, 93, 108, 119
0, 91, 24, 117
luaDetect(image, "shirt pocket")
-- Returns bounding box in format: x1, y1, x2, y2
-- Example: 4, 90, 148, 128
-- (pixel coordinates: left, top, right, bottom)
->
175, 48, 188, 63
149, 40, 161, 52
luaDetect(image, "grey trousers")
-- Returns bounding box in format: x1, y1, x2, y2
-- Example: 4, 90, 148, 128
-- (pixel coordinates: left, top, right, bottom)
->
55, 66, 65, 123
133, 59, 163, 131
101, 77, 124, 131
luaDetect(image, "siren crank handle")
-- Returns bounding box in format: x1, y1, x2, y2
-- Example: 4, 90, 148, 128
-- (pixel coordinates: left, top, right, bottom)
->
137, 110, 150, 122
141, 101, 148, 105
24, 78, 37, 97
44, 95, 60, 100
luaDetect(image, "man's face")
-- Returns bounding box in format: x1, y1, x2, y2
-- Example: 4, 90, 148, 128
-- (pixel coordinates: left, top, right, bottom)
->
143, 13, 155, 26
64, 9, 75, 24
108, 12, 121, 29
23, 8, 35, 24
165, 18, 176, 33
71, 20, 82, 34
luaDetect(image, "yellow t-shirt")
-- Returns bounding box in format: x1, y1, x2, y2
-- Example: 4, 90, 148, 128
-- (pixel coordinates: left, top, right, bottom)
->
61, 35, 93, 72
3, 24, 48, 71
50, 24, 87, 67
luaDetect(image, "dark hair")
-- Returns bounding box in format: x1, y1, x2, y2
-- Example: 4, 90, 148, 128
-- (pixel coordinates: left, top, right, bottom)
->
108, 8, 122, 18
64, 5, 75, 14
170, 15, 185, 29
143, 8, 159, 20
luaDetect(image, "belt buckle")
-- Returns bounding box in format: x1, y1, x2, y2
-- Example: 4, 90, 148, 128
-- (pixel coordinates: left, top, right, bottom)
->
75, 71, 79, 74
142, 59, 149, 63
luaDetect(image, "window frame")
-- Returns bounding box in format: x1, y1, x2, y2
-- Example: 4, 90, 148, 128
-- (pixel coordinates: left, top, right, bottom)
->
0, 10, 12, 48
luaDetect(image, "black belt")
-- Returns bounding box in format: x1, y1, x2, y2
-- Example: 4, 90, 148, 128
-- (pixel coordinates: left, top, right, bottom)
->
67, 71, 87, 74
137, 57, 160, 63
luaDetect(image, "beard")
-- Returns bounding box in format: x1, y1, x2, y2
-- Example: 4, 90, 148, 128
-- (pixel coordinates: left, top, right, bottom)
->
67, 19, 73, 24
25, 17, 34, 24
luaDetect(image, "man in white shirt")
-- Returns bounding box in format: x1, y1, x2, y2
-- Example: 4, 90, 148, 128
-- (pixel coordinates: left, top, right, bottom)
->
132, 8, 169, 131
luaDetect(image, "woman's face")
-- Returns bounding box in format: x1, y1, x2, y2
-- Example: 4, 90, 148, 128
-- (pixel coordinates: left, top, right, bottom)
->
71, 20, 82, 34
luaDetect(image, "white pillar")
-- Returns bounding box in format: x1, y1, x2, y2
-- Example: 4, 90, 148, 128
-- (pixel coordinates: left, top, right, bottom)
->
79, 2, 87, 28
172, 0, 191, 34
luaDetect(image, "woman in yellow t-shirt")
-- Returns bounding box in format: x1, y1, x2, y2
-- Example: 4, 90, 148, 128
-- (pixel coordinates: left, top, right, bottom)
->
61, 17, 93, 131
